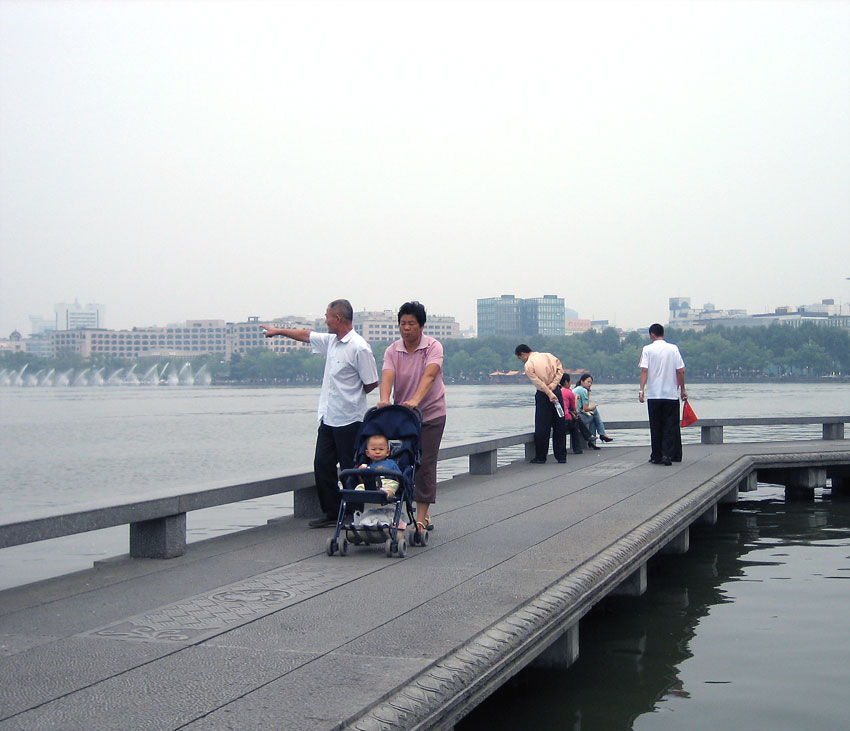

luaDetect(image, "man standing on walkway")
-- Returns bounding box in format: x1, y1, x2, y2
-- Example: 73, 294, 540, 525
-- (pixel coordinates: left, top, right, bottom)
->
515, 344, 567, 464
262, 299, 379, 526
638, 323, 687, 466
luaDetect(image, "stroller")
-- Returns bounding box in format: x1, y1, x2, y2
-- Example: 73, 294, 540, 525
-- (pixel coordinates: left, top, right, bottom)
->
326, 405, 429, 558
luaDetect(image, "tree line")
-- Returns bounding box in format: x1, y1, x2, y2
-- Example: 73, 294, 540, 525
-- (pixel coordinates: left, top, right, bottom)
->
2, 323, 847, 384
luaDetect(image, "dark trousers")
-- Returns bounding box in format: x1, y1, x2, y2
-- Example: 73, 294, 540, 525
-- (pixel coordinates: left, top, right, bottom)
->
566, 414, 593, 450
314, 420, 361, 518
647, 399, 682, 462
534, 390, 567, 462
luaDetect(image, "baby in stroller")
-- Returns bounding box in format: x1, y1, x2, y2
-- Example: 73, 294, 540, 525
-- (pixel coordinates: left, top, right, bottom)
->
326, 405, 429, 558
355, 434, 400, 498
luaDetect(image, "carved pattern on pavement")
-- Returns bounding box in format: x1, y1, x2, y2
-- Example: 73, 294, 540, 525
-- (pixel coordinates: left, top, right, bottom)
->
85, 567, 347, 644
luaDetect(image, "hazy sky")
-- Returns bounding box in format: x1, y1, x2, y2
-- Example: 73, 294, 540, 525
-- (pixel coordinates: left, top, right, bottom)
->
1, 0, 848, 336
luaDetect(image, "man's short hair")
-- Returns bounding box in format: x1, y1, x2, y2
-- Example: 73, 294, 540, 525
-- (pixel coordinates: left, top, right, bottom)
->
398, 301, 427, 326
649, 323, 664, 337
515, 344, 532, 356
328, 299, 353, 322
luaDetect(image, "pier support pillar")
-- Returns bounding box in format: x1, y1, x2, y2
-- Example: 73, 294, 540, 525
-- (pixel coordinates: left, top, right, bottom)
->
701, 425, 723, 444
661, 528, 689, 554
293, 487, 323, 519
738, 472, 758, 492
532, 623, 579, 670
761, 467, 826, 500
612, 564, 647, 596
695, 504, 718, 526
829, 476, 850, 496
823, 422, 844, 440
470, 450, 498, 475
720, 486, 739, 504
130, 513, 186, 559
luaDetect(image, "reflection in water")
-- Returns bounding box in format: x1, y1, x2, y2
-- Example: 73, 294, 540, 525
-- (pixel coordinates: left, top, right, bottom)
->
459, 486, 850, 731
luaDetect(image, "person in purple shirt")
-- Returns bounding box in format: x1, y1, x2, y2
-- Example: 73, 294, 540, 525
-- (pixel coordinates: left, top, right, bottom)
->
378, 301, 446, 533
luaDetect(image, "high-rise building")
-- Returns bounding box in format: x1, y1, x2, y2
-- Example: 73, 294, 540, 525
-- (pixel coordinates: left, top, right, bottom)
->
477, 295, 565, 338
54, 300, 105, 330
477, 296, 521, 337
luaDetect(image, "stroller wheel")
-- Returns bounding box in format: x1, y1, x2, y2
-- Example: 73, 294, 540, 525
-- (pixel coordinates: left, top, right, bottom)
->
385, 538, 394, 558
325, 537, 337, 556
397, 538, 407, 558
420, 528, 429, 546
339, 538, 349, 556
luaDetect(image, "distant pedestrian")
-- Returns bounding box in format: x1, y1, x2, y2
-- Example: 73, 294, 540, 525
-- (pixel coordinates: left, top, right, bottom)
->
639, 323, 687, 466
515, 344, 567, 464
261, 299, 379, 527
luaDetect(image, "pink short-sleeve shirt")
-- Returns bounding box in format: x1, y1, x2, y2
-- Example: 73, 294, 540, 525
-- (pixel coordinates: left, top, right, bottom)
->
382, 335, 447, 422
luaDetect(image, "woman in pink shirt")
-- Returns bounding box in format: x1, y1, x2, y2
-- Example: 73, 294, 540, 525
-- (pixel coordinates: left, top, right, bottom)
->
378, 301, 446, 533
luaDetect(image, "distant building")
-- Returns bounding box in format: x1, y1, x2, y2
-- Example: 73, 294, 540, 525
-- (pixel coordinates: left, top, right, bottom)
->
353, 310, 460, 342
668, 297, 849, 331
477, 294, 565, 338
565, 319, 592, 336
47, 316, 330, 361
0, 330, 25, 353
24, 333, 53, 358
29, 315, 54, 335
54, 300, 105, 330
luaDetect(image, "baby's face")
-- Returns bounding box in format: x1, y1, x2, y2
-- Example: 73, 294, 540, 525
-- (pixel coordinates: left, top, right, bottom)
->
365, 437, 390, 461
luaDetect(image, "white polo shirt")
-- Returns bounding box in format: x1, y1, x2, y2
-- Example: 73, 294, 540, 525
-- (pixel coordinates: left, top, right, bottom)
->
639, 339, 685, 400
310, 330, 378, 427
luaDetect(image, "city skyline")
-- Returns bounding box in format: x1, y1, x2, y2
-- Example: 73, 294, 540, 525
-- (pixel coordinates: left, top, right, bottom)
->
1, 1, 848, 337
9, 290, 849, 339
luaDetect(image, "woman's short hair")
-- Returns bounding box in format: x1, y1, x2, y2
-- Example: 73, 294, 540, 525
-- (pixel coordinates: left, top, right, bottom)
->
398, 301, 427, 326
559, 373, 571, 387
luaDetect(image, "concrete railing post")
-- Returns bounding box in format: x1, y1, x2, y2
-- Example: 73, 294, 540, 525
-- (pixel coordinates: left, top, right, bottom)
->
470, 449, 498, 475
524, 442, 536, 461
823, 422, 844, 440
701, 425, 724, 444
293, 486, 323, 519
130, 514, 186, 559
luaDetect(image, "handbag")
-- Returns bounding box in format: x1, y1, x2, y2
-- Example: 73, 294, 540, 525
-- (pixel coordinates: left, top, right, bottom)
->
681, 400, 698, 427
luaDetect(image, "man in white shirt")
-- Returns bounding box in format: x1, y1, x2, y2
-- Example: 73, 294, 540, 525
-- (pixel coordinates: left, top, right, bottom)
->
638, 323, 687, 466
262, 299, 379, 526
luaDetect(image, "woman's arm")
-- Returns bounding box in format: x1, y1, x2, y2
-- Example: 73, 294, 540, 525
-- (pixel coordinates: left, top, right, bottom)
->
401, 363, 440, 409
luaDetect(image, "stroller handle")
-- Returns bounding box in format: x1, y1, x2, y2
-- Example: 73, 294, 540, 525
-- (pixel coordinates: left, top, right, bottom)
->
367, 404, 423, 422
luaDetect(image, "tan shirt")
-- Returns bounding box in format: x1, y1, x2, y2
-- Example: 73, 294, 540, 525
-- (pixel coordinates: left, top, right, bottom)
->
524, 351, 564, 400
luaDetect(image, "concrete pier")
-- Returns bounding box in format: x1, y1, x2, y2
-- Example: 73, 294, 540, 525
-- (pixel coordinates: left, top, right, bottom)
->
0, 438, 847, 730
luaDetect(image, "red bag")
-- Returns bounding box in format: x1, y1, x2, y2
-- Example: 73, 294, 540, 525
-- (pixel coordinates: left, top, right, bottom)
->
681, 400, 698, 427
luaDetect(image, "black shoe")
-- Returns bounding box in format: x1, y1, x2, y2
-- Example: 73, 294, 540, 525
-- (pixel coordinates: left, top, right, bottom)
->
557, 459, 567, 464
589, 441, 601, 450
661, 457, 673, 466
530, 458, 547, 464
599, 434, 613, 442
573, 448, 583, 454
649, 458, 660, 464
308, 516, 337, 528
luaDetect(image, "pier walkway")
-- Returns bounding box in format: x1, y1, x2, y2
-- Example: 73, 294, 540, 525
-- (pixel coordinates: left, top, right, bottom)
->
1, 437, 848, 730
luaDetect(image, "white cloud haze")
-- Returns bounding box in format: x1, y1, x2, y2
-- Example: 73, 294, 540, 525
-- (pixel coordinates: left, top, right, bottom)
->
1, 0, 848, 334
